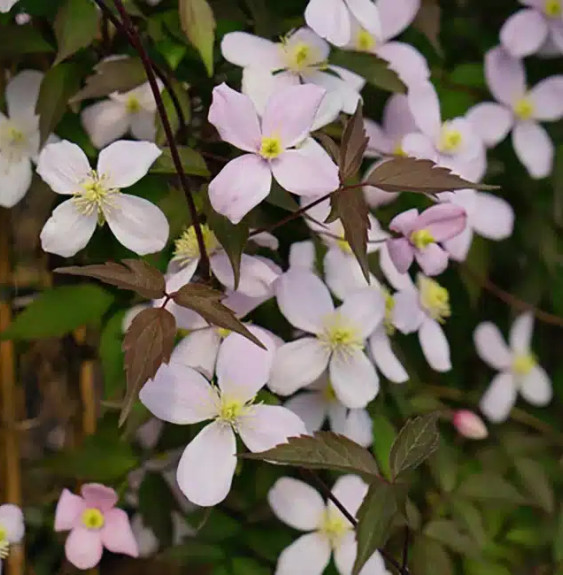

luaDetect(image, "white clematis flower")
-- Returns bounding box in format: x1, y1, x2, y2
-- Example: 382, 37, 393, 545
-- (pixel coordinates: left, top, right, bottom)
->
81, 81, 163, 149
392, 273, 452, 372
37, 139, 169, 257
0, 0, 19, 12
269, 269, 385, 408
474, 313, 552, 422
140, 326, 306, 507
269, 475, 391, 575
0, 503, 25, 573
0, 70, 42, 207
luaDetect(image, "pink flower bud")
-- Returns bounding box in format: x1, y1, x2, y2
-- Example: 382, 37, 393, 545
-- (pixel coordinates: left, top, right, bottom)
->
453, 409, 488, 439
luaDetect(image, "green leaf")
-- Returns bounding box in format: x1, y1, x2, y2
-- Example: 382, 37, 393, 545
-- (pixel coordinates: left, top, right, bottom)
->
371, 413, 396, 480
554, 504, 563, 563
155, 79, 192, 145
412, 537, 453, 575
389, 413, 440, 480
1, 284, 113, 340
459, 236, 490, 307
0, 25, 54, 57
179, 0, 216, 76
99, 311, 126, 400
330, 49, 406, 94
353, 481, 405, 574
514, 457, 554, 513
464, 560, 512, 575
151, 146, 209, 177
457, 473, 527, 505
139, 472, 177, 547
54, 0, 99, 65
241, 432, 380, 479
36, 62, 82, 146
450, 499, 487, 547
164, 541, 225, 564
232, 557, 270, 575
424, 519, 481, 557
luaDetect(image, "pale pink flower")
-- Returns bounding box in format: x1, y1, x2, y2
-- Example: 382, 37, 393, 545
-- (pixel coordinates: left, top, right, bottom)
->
140, 326, 306, 506
474, 313, 552, 422
500, 0, 563, 58
269, 269, 385, 408
54, 484, 138, 570
0, 504, 25, 572
386, 204, 467, 276
269, 475, 391, 575
403, 81, 486, 181
0, 0, 18, 12
452, 410, 488, 439
305, 0, 381, 47
208, 83, 339, 224
466, 46, 563, 179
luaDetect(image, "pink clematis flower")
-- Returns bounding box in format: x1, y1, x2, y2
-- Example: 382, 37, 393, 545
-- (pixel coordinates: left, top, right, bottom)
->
500, 0, 563, 58
403, 81, 485, 181
467, 46, 563, 179
305, 0, 381, 47
208, 83, 339, 224
54, 484, 138, 570
386, 204, 467, 276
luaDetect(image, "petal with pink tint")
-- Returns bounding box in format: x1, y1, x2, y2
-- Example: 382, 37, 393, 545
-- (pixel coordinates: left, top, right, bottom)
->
0, 505, 24, 543
529, 76, 563, 121
512, 121, 553, 179
378, 0, 420, 40
418, 319, 451, 371
330, 474, 368, 518
65, 527, 104, 570
80, 484, 117, 511
81, 100, 129, 149
305, 0, 352, 47
485, 46, 526, 106
376, 41, 430, 87
443, 226, 473, 262
284, 392, 328, 433
208, 154, 272, 224
389, 208, 419, 235
337, 288, 386, 338
473, 322, 512, 370
101, 508, 139, 557
276, 532, 332, 575
208, 83, 261, 152
480, 372, 516, 423
521, 366, 552, 406
308, 70, 360, 116
466, 102, 513, 147
55, 489, 85, 532
401, 132, 437, 161
406, 81, 441, 140
172, 328, 221, 380
471, 192, 514, 240
345, 0, 382, 36
500, 9, 548, 58
383, 93, 417, 142
453, 410, 488, 439
242, 68, 298, 116
220, 32, 283, 70
549, 20, 563, 51
364, 118, 393, 156
416, 204, 467, 242
415, 243, 449, 276
369, 326, 408, 383
330, 350, 379, 408
386, 237, 414, 274
509, 312, 534, 354
392, 288, 425, 334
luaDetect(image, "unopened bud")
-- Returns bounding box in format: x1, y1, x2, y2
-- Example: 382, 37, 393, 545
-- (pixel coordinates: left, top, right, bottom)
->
453, 409, 488, 439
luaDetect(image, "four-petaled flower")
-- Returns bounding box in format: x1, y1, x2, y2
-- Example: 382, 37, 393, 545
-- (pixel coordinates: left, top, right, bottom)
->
0, 504, 24, 572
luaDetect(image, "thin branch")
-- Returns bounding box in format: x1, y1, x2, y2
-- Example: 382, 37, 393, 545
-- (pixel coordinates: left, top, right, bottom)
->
101, 0, 210, 278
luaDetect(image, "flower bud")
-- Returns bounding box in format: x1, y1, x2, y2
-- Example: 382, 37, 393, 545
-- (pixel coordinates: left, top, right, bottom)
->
453, 409, 488, 439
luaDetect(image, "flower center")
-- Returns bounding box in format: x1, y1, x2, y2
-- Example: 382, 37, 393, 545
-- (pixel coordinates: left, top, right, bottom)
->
393, 142, 407, 157
512, 353, 536, 376
320, 510, 349, 547
0, 524, 9, 559
418, 276, 451, 322
260, 136, 283, 159
281, 36, 326, 73
383, 288, 396, 336
439, 126, 463, 154
216, 394, 253, 427
513, 96, 534, 120
356, 28, 376, 52
0, 121, 29, 163
216, 327, 231, 339
81, 508, 105, 530
173, 224, 219, 265
125, 95, 142, 114
72, 171, 119, 223
336, 237, 352, 254
410, 229, 435, 250
545, 0, 561, 17
319, 313, 364, 356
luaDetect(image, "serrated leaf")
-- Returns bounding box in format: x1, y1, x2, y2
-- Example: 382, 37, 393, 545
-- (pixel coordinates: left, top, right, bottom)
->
151, 146, 209, 177
457, 473, 527, 504
56, 260, 166, 300
353, 481, 405, 574
121, 308, 177, 426
315, 133, 340, 165
412, 537, 453, 575
389, 413, 440, 479
54, 0, 99, 65
340, 102, 368, 181
514, 457, 554, 513
424, 519, 481, 557
70, 57, 147, 103
330, 187, 370, 282
0, 25, 54, 57
36, 62, 82, 146
171, 284, 264, 348
371, 414, 396, 480
366, 157, 497, 194
330, 49, 406, 94
1, 284, 113, 340
241, 432, 380, 479
179, 0, 216, 76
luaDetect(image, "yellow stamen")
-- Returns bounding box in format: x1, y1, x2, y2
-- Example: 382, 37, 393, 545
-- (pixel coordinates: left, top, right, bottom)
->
319, 313, 364, 356
125, 95, 142, 113
513, 97, 534, 121
512, 353, 536, 375
410, 229, 435, 250
319, 510, 349, 547
545, 0, 561, 17
336, 237, 352, 254
356, 28, 376, 52
216, 327, 231, 339
72, 171, 119, 222
81, 508, 105, 530
0, 524, 8, 559
281, 36, 327, 72
383, 288, 396, 336
217, 395, 252, 425
393, 143, 407, 157
418, 276, 451, 323
173, 224, 219, 264
322, 383, 337, 403
260, 136, 283, 159
439, 126, 463, 153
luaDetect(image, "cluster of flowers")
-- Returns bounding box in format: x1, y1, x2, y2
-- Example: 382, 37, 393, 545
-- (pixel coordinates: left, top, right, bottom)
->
0, 0, 560, 571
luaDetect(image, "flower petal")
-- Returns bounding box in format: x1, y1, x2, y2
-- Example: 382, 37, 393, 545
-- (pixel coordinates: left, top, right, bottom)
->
130, 111, 157, 142
289, 240, 316, 270
376, 41, 430, 87
220, 32, 283, 69
208, 83, 262, 152
466, 102, 513, 147
276, 532, 332, 575
54, 490, 86, 532
65, 527, 103, 570
415, 243, 450, 276
509, 312, 534, 354
269, 338, 331, 396
471, 192, 514, 240
6, 70, 42, 122
383, 93, 417, 142
330, 406, 373, 448
242, 69, 298, 117
139, 363, 217, 424
416, 203, 467, 242
238, 404, 307, 453
208, 154, 272, 224
176, 422, 237, 507
330, 350, 379, 408
330, 474, 368, 518
377, 0, 420, 40
324, 248, 373, 301
101, 508, 139, 557
216, 326, 276, 401
369, 326, 408, 383
0, 505, 24, 543
512, 121, 553, 179
268, 477, 326, 531
364, 119, 393, 156
392, 287, 425, 334
386, 237, 414, 274
337, 288, 385, 339
520, 365, 552, 406
98, 141, 161, 189
37, 140, 91, 195
172, 328, 221, 380
345, 0, 382, 36
401, 132, 437, 161
443, 225, 473, 262
275, 269, 335, 334
473, 322, 512, 370
305, 0, 352, 46
389, 208, 419, 235
81, 100, 129, 149
485, 46, 526, 106
480, 372, 516, 423
284, 391, 328, 433
80, 484, 118, 511
418, 319, 451, 372
500, 9, 548, 58
406, 81, 441, 140
40, 199, 97, 257
0, 156, 32, 208
529, 75, 563, 121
